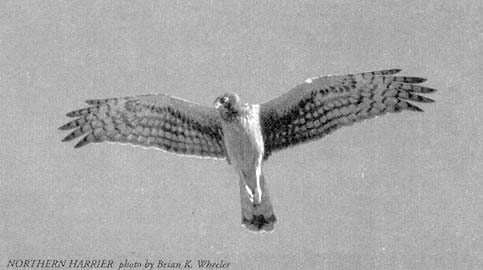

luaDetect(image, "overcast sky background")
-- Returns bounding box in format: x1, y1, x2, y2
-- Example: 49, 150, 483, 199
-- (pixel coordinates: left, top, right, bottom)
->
1, 1, 482, 269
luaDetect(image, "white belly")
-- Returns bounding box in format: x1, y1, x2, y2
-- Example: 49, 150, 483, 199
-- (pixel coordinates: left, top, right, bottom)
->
222, 105, 264, 172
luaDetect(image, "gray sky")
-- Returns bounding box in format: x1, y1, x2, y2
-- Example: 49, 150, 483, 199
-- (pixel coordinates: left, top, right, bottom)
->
1, 0, 482, 269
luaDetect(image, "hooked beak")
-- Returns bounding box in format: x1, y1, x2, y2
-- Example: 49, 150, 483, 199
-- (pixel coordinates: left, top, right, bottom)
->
214, 100, 222, 109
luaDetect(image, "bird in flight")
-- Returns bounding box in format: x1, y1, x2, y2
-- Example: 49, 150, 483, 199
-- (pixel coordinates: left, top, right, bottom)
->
59, 69, 435, 232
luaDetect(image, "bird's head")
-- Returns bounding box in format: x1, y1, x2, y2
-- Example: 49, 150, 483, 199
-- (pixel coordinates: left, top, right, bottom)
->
213, 92, 240, 121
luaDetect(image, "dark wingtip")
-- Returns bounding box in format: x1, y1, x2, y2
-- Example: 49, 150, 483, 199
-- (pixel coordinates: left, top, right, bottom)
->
66, 111, 78, 117
58, 122, 72, 130
85, 99, 106, 105
61, 134, 74, 142
417, 86, 437, 93
85, 99, 98, 105
414, 94, 435, 103
74, 139, 88, 148
385, 68, 402, 75
406, 103, 424, 112
405, 77, 427, 84
414, 77, 427, 83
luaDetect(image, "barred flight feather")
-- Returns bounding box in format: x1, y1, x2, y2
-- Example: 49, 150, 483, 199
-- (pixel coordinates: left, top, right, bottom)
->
260, 69, 436, 158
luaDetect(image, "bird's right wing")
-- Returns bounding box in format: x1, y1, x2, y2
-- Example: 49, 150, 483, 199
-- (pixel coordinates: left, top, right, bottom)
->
59, 94, 227, 159
259, 69, 436, 159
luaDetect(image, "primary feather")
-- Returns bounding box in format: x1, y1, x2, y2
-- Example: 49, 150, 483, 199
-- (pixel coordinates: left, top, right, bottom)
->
259, 69, 435, 158
59, 94, 226, 159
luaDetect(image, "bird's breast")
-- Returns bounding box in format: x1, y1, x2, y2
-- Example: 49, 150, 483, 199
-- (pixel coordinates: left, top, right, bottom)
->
221, 105, 264, 170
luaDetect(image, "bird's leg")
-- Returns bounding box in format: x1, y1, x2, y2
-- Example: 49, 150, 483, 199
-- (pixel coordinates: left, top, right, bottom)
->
244, 183, 255, 203
239, 170, 263, 205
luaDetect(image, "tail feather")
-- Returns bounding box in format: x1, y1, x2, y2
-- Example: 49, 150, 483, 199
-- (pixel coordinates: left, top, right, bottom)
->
239, 174, 277, 232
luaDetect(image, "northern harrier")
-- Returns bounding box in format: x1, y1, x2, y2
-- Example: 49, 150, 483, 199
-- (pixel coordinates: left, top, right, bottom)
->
59, 69, 435, 232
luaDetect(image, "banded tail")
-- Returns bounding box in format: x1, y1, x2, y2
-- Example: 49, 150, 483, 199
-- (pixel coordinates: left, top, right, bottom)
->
239, 173, 277, 232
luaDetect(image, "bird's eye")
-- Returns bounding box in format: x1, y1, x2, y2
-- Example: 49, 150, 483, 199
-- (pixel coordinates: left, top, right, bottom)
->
222, 96, 229, 103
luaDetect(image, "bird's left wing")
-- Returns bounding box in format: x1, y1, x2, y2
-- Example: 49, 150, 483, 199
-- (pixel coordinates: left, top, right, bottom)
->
59, 94, 226, 159
259, 69, 436, 159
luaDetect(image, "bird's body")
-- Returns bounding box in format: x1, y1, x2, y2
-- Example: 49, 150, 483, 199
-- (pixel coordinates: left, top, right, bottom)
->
219, 103, 276, 231
59, 69, 436, 232
221, 104, 264, 198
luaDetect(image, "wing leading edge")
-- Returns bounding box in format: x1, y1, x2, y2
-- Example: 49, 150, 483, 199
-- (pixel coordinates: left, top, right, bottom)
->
259, 69, 436, 159
59, 94, 227, 159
